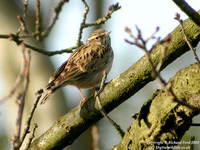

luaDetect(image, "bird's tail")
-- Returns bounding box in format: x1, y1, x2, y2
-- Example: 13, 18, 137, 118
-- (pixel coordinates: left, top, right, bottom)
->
40, 90, 54, 104
40, 85, 61, 105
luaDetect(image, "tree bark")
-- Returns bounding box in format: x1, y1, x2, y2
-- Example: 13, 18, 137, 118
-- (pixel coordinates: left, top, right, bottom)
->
113, 63, 200, 150
29, 11, 200, 149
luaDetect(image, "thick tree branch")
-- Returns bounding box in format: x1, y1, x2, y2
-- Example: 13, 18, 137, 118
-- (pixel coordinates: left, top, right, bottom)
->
173, 0, 200, 26
114, 63, 200, 149
29, 12, 200, 149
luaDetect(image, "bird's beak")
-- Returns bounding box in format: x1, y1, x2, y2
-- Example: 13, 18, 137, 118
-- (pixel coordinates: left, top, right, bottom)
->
105, 31, 111, 36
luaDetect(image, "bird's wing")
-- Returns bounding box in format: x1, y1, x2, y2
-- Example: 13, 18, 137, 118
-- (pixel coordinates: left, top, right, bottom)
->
40, 44, 112, 104
47, 44, 112, 89
45, 45, 84, 89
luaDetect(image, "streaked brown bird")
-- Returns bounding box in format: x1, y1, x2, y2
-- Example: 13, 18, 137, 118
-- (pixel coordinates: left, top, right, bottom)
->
40, 29, 114, 105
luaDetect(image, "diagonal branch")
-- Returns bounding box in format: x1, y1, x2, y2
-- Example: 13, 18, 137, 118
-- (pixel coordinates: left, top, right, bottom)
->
173, 0, 200, 26
12, 43, 31, 150
29, 13, 200, 149
95, 71, 125, 138
41, 0, 69, 38
114, 63, 200, 149
175, 13, 200, 64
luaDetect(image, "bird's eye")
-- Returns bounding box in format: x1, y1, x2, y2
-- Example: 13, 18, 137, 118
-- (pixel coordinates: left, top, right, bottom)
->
95, 36, 99, 40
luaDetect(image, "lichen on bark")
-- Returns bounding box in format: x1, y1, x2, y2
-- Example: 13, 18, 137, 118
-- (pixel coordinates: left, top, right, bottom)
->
113, 63, 200, 150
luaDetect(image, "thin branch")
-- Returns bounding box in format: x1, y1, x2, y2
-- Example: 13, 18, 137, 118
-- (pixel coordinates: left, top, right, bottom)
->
155, 34, 171, 72
172, 0, 200, 26
0, 34, 75, 56
0, 2, 120, 56
84, 3, 121, 27
125, 26, 166, 89
0, 34, 9, 39
12, 93, 23, 150
191, 123, 200, 126
76, 2, 121, 46
17, 0, 69, 40
35, 0, 41, 40
20, 89, 42, 146
76, 0, 89, 46
91, 125, 100, 150
24, 43, 75, 56
12, 43, 31, 150
17, 16, 29, 34
17, 0, 29, 34
41, 0, 69, 38
0, 43, 30, 103
125, 26, 200, 112
25, 123, 38, 149
175, 13, 200, 64
22, 0, 28, 19
95, 71, 125, 138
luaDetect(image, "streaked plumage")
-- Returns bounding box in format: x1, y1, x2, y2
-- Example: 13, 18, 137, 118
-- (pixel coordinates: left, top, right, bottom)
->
40, 29, 113, 105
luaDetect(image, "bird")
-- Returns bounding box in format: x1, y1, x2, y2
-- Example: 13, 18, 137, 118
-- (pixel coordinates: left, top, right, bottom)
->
40, 29, 114, 105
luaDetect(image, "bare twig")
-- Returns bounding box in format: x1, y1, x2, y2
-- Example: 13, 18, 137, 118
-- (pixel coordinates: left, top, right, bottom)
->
191, 123, 200, 126
17, 0, 69, 40
172, 0, 200, 26
125, 26, 200, 112
156, 34, 171, 72
12, 93, 23, 150
91, 125, 100, 150
0, 43, 30, 103
95, 71, 125, 138
0, 74, 21, 103
17, 0, 29, 34
24, 43, 75, 56
125, 26, 166, 89
76, 0, 89, 46
96, 71, 107, 97
77, 2, 121, 46
0, 34, 75, 56
12, 89, 41, 149
0, 2, 120, 56
20, 89, 42, 146
175, 13, 200, 64
84, 3, 121, 27
12, 43, 31, 150
35, 0, 41, 40
25, 123, 38, 149
17, 16, 29, 34
41, 0, 69, 38
22, 0, 28, 19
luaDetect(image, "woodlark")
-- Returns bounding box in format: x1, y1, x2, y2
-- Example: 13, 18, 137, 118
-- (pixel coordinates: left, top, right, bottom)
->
40, 29, 114, 105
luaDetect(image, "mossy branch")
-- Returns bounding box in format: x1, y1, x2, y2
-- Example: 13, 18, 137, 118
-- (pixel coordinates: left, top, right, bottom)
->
29, 12, 200, 149
114, 63, 200, 149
